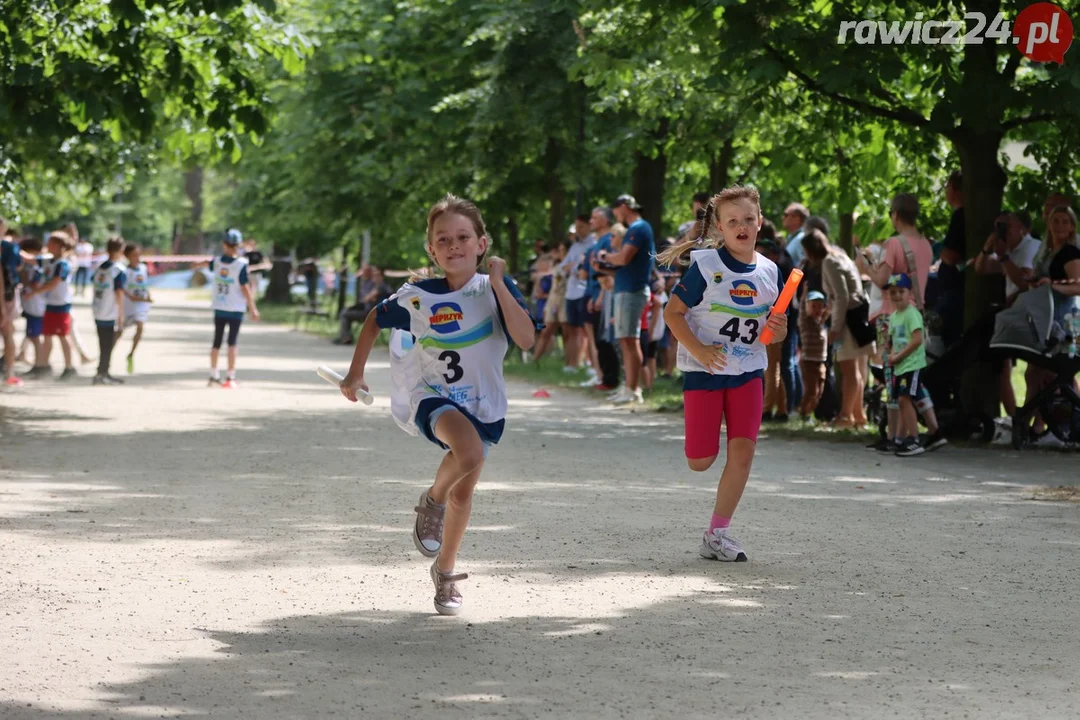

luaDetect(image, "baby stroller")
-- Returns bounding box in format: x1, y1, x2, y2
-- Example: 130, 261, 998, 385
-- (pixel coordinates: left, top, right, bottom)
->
989, 285, 1080, 449
865, 306, 1001, 442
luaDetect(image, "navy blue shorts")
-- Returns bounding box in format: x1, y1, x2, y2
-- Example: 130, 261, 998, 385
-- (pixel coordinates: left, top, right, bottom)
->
415, 397, 504, 453
565, 297, 588, 328
24, 314, 44, 338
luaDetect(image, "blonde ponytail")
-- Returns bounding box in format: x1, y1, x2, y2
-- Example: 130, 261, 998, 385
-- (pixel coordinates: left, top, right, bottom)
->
656, 201, 722, 268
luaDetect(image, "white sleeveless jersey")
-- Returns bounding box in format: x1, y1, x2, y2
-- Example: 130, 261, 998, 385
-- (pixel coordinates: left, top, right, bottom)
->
210, 256, 249, 313
92, 262, 126, 321
125, 262, 151, 301
21, 258, 47, 317
43, 258, 74, 308
388, 274, 509, 435
676, 248, 780, 376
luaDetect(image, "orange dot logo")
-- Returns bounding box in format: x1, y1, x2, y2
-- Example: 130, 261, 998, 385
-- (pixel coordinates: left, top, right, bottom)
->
1013, 2, 1073, 64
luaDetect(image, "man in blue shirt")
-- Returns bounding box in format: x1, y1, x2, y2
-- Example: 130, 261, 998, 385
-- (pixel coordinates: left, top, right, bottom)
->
782, 203, 810, 269
597, 194, 655, 405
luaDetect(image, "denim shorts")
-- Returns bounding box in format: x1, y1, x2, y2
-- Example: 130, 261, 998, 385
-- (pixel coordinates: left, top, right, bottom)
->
614, 289, 649, 339
418, 399, 496, 458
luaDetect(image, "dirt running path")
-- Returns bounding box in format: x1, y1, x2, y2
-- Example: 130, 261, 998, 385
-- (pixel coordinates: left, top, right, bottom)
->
2, 294, 1079, 719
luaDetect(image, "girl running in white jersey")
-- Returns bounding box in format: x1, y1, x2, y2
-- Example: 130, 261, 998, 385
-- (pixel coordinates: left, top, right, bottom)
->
658, 185, 788, 562
338, 194, 537, 615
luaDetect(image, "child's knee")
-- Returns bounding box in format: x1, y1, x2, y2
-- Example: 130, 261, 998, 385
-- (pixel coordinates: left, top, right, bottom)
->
687, 455, 717, 472
726, 438, 757, 468
453, 439, 486, 475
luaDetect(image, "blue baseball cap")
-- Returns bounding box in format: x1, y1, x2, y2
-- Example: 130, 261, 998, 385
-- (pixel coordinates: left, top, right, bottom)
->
886, 273, 912, 290
806, 290, 826, 302
225, 228, 243, 246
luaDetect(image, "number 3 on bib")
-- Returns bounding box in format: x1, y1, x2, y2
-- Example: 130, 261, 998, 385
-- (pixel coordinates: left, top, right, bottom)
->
717, 317, 759, 344
439, 350, 464, 384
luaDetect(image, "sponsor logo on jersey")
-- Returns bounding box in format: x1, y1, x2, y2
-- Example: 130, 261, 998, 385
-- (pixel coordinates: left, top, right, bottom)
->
712, 272, 724, 284
410, 297, 421, 311
729, 280, 758, 306
219, 268, 230, 278
429, 302, 464, 333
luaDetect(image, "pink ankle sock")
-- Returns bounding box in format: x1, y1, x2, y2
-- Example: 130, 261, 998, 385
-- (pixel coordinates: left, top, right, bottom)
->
709, 513, 731, 532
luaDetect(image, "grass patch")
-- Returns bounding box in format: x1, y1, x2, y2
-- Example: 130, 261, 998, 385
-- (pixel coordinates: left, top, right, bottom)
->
257, 300, 394, 346
759, 416, 879, 443
257, 302, 338, 340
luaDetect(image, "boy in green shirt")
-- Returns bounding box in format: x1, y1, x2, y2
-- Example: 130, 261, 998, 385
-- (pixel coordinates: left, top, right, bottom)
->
886, 273, 927, 456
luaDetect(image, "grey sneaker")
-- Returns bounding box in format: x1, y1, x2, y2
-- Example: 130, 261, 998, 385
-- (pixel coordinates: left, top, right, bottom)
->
58, 367, 77, 381
208, 376, 222, 387
699, 528, 748, 562
92, 374, 108, 386
430, 560, 468, 616
413, 490, 445, 558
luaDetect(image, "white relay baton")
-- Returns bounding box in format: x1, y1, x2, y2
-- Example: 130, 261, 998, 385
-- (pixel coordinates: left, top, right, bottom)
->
317, 365, 374, 405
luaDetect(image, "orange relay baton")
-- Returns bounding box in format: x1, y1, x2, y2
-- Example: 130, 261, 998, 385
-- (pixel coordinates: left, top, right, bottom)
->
759, 268, 803, 345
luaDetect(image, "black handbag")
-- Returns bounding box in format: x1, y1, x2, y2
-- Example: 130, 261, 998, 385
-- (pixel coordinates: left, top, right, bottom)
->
845, 300, 876, 347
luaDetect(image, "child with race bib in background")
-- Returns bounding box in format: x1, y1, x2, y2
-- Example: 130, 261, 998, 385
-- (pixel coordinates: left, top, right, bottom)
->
339, 194, 537, 615
24, 231, 79, 380
17, 237, 47, 373
121, 244, 153, 375
196, 229, 260, 388
659, 185, 788, 562
90, 237, 127, 385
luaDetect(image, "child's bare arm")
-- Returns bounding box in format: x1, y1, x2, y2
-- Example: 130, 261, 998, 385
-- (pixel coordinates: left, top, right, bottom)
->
341, 310, 380, 402
889, 328, 922, 365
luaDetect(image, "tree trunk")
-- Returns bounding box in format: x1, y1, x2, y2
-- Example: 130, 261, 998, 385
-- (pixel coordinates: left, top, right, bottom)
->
265, 243, 293, 303
176, 166, 204, 255
709, 135, 735, 193
955, 128, 1007, 417
838, 212, 854, 253
544, 136, 566, 245
507, 215, 520, 274
632, 118, 670, 238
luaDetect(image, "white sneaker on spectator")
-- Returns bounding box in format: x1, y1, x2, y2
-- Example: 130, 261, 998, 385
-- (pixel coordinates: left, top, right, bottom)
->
607, 385, 627, 400
609, 387, 634, 404
578, 369, 599, 387
699, 528, 747, 562
562, 365, 577, 374
1034, 432, 1066, 449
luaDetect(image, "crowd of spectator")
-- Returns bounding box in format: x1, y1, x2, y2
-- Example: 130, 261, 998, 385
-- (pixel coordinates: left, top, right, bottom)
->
515, 181, 1080, 448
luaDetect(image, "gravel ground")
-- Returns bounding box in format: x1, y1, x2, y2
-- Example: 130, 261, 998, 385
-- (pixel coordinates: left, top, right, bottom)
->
2, 294, 1079, 719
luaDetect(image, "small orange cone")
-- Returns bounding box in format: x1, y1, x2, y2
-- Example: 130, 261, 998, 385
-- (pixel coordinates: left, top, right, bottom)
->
533, 388, 551, 398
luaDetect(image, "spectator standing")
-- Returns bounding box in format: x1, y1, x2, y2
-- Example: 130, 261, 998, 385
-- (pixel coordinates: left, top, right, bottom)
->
587, 207, 619, 390
598, 195, 656, 405
803, 229, 873, 428
74, 236, 94, 296
858, 193, 946, 452
533, 241, 569, 362
798, 290, 829, 420
677, 192, 712, 239
778, 204, 809, 416
974, 212, 1041, 415
755, 231, 795, 420
243, 237, 272, 295
782, 203, 810, 269
562, 215, 596, 377
935, 171, 966, 348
